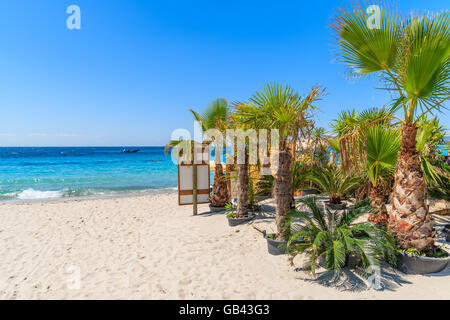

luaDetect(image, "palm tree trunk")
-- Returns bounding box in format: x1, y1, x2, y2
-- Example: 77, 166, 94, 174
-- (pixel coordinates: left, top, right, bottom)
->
275, 148, 293, 239
225, 164, 233, 203
211, 163, 229, 207
389, 123, 434, 251
368, 185, 388, 226
236, 155, 249, 218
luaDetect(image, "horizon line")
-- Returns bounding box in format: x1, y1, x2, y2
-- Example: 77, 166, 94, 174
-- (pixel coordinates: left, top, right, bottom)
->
0, 145, 167, 148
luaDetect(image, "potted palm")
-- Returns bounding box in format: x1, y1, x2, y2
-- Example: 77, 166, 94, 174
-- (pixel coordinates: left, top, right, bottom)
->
263, 211, 304, 255
189, 98, 230, 211
225, 173, 259, 227
263, 231, 298, 256
365, 125, 400, 225
332, 3, 450, 272
285, 197, 398, 275
225, 200, 255, 227
397, 247, 450, 274
305, 167, 361, 210
234, 83, 326, 241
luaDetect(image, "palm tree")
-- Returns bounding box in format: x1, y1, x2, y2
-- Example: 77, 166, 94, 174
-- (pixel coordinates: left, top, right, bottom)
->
331, 107, 393, 175
332, 4, 449, 251
365, 125, 401, 224
236, 151, 249, 217
229, 110, 252, 218
189, 98, 230, 207
330, 107, 398, 208
307, 127, 330, 167
234, 83, 326, 238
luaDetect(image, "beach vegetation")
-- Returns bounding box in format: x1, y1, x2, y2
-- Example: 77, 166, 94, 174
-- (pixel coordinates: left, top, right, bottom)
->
189, 98, 231, 207
416, 118, 450, 200
304, 167, 361, 205
399, 247, 449, 258
364, 125, 401, 224
332, 3, 449, 252
285, 197, 398, 276
234, 83, 326, 239
225, 201, 237, 219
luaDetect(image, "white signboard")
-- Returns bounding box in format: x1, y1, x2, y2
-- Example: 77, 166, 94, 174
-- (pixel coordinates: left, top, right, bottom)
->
177, 145, 210, 205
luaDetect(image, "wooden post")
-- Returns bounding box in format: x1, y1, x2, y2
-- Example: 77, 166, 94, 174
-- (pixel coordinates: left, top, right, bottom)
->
192, 143, 198, 215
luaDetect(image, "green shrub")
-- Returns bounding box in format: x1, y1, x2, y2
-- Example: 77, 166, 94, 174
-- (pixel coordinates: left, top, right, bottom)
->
285, 197, 398, 275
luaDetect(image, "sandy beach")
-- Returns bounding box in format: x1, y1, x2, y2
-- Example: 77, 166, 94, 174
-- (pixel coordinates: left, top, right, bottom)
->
0, 193, 449, 300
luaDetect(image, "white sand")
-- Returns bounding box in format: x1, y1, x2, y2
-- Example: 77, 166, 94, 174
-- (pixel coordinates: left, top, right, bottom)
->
0, 193, 449, 300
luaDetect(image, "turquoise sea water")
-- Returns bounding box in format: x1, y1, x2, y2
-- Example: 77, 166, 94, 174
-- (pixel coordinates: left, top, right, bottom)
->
438, 145, 448, 156
0, 147, 179, 202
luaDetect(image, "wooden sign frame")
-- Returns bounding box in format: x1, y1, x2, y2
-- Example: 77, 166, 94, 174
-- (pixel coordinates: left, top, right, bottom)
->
177, 145, 211, 206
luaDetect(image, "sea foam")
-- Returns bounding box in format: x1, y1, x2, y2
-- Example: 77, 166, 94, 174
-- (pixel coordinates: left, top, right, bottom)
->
17, 188, 64, 200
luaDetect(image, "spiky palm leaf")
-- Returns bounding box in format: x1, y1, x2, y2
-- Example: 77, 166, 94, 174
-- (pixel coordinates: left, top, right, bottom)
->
285, 197, 398, 276
305, 167, 361, 203
365, 125, 401, 187
234, 83, 326, 148
332, 106, 395, 175
189, 98, 230, 132
332, 3, 449, 123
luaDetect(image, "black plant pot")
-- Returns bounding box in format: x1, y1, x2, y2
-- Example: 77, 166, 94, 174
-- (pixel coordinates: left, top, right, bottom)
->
263, 231, 303, 255
227, 213, 256, 226
325, 201, 347, 210
398, 252, 450, 275
209, 204, 226, 213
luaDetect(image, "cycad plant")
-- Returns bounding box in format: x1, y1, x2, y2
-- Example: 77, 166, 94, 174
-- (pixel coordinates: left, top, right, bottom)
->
234, 83, 326, 238
285, 197, 398, 276
365, 125, 401, 224
332, 3, 449, 252
189, 98, 230, 207
305, 167, 361, 205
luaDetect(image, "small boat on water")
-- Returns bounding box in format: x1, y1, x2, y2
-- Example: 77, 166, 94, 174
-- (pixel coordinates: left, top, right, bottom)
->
122, 149, 139, 153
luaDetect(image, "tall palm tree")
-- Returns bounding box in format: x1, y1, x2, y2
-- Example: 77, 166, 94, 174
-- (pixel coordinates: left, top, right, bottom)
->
365, 125, 401, 224
229, 109, 253, 218
331, 107, 393, 174
236, 151, 249, 217
332, 3, 449, 251
190, 98, 230, 207
234, 83, 325, 238
307, 127, 330, 167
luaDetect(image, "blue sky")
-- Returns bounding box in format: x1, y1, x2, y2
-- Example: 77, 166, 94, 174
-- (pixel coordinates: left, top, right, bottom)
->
0, 0, 448, 146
